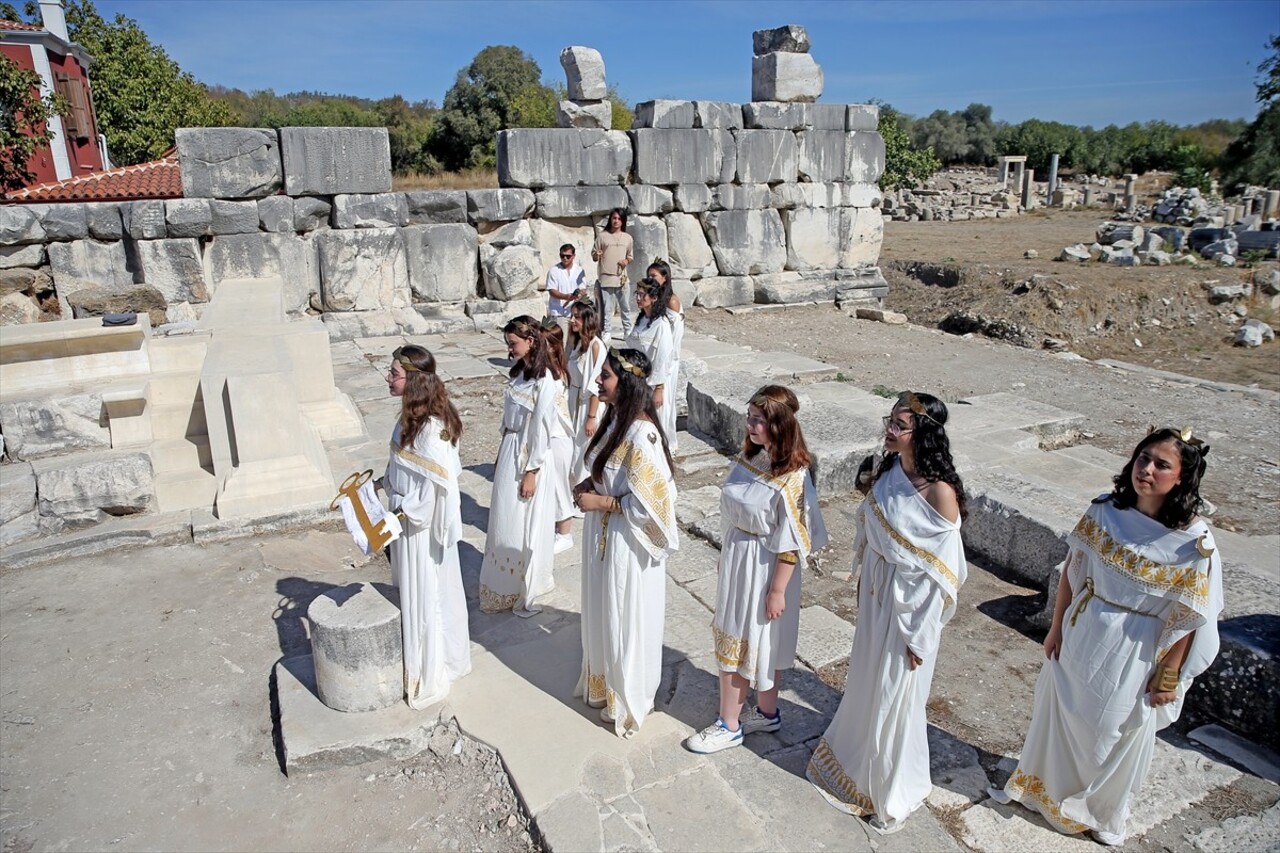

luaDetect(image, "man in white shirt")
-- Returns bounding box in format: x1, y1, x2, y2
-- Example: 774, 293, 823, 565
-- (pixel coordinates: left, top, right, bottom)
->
546, 243, 587, 337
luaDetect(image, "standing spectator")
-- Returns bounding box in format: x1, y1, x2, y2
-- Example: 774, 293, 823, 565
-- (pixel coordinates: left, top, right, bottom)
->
592, 208, 634, 339
546, 243, 587, 339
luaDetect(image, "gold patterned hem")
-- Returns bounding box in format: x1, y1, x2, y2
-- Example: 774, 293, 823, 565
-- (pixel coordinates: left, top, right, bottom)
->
478, 584, 519, 613
866, 489, 957, 605
1072, 514, 1210, 604
607, 435, 676, 550
605, 688, 638, 732
1003, 769, 1090, 835
586, 671, 607, 705
712, 622, 749, 669
393, 443, 451, 481
806, 737, 874, 816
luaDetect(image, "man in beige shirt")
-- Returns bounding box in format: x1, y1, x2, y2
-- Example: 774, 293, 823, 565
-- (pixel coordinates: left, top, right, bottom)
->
592, 208, 634, 338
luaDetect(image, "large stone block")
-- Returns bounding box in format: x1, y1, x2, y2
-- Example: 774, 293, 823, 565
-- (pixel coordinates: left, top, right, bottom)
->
810, 104, 847, 131
0, 244, 45, 268
33, 450, 153, 532
333, 193, 407, 229
714, 183, 772, 210
402, 223, 478, 303
734, 130, 798, 184
47, 238, 131, 292
466, 188, 535, 223
846, 104, 880, 131
674, 183, 715, 213
176, 127, 283, 199
693, 101, 743, 130
797, 131, 847, 182
754, 271, 837, 304
842, 182, 883, 208
497, 129, 630, 189
771, 182, 841, 210
704, 209, 787, 275
693, 275, 753, 308
846, 131, 886, 184
0, 393, 110, 459
66, 285, 167, 327
315, 228, 410, 311
403, 190, 467, 225
134, 238, 209, 303
527, 218, 594, 274
785, 207, 842, 271
207, 232, 318, 314
122, 200, 166, 239
293, 197, 332, 232
753, 24, 811, 55
0, 206, 45, 245
257, 196, 295, 233
625, 215, 669, 287
210, 200, 261, 235
666, 213, 717, 280
165, 198, 214, 237
634, 100, 696, 129
280, 127, 392, 196
632, 129, 735, 186
32, 203, 88, 241
627, 185, 674, 216
840, 207, 884, 269
479, 243, 541, 300
0, 291, 40, 325
555, 99, 611, 129
752, 52, 823, 102
743, 102, 809, 130
478, 219, 534, 250
0, 461, 38, 545
535, 186, 628, 219
560, 46, 606, 100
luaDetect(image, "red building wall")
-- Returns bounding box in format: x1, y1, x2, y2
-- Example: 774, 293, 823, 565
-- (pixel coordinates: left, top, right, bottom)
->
1, 40, 104, 186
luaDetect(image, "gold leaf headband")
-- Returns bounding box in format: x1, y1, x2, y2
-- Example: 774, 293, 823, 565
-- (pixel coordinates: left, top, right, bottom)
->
391, 347, 421, 372
898, 391, 942, 426
575, 292, 595, 309
1148, 425, 1209, 454
610, 347, 647, 378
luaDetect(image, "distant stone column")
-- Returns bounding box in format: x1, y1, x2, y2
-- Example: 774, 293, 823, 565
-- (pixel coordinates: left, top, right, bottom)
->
1083, 187, 1095, 207
1021, 169, 1036, 209
1047, 154, 1060, 205
1124, 174, 1138, 214
1264, 190, 1280, 220
308, 582, 403, 712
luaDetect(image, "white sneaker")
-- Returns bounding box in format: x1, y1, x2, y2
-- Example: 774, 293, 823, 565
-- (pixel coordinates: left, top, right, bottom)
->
1090, 829, 1126, 847
684, 719, 744, 754
554, 533, 574, 554
740, 705, 781, 735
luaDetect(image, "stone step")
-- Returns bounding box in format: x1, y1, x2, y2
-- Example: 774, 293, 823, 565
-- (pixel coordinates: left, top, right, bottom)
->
150, 436, 213, 472
154, 467, 218, 513
149, 400, 208, 440
147, 370, 203, 408
147, 333, 209, 373
951, 391, 1085, 442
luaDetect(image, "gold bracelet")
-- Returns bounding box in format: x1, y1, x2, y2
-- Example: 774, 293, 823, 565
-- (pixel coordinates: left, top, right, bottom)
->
1154, 666, 1180, 693
777, 551, 799, 565
610, 497, 622, 514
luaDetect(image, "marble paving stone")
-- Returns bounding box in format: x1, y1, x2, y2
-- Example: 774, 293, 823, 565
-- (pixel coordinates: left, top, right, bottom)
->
960, 799, 1099, 853
630, 764, 770, 852
1188, 724, 1280, 783
1186, 802, 1280, 853
1128, 739, 1240, 836
794, 604, 855, 670
676, 484, 723, 525
666, 537, 721, 585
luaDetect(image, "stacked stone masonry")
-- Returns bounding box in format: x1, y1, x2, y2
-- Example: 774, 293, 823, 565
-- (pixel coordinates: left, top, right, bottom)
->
1, 111, 889, 339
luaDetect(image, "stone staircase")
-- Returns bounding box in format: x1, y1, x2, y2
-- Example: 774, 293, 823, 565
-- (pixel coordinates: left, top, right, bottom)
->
146, 333, 218, 512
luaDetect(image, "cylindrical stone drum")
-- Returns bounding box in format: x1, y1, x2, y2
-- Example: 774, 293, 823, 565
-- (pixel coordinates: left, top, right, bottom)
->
308, 581, 403, 712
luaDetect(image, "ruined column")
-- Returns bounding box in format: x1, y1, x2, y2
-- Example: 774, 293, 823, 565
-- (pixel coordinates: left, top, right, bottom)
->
1047, 154, 1059, 206
1021, 169, 1036, 210
1264, 190, 1280, 220
1124, 174, 1138, 215
1083, 187, 1095, 207
308, 582, 403, 712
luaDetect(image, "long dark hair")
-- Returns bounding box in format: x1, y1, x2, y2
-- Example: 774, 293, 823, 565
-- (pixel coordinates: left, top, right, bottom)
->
540, 317, 568, 384
634, 276, 669, 327
742, 384, 811, 476
1096, 428, 1209, 529
394, 345, 462, 448
586, 348, 674, 483
503, 315, 553, 381
569, 299, 600, 354
606, 207, 627, 232
874, 391, 968, 520
647, 258, 681, 312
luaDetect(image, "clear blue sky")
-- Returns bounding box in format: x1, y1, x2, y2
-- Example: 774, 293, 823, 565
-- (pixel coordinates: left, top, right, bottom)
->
100, 0, 1277, 127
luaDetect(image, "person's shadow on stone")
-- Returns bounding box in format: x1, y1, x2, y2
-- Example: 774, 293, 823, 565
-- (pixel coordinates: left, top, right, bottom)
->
273, 576, 341, 658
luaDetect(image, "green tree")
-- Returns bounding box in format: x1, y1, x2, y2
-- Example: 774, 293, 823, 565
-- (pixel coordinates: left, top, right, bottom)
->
876, 102, 940, 190
430, 46, 545, 170
55, 0, 235, 165
1, 55, 68, 190
1221, 35, 1280, 192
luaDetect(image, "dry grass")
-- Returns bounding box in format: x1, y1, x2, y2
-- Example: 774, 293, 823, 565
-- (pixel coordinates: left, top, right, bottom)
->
1195, 781, 1275, 821
392, 168, 499, 191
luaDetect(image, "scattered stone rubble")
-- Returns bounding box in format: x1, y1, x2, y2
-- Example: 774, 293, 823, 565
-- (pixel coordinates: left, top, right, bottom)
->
1059, 213, 1279, 270
880, 168, 1035, 222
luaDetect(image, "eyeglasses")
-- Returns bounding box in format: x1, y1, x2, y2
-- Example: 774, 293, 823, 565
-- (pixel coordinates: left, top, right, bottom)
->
882, 416, 913, 435
746, 414, 766, 427
560, 253, 574, 259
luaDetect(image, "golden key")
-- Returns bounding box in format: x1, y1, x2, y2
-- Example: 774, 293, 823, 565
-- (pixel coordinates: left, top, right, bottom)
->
330, 470, 394, 552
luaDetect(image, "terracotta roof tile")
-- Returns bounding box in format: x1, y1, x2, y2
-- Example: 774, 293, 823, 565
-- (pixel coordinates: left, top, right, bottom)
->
0, 19, 45, 31
4, 157, 183, 203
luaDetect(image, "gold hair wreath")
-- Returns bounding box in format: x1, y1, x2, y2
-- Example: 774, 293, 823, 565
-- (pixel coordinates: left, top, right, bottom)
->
610, 348, 647, 378
391, 347, 421, 372
898, 391, 942, 426
1147, 424, 1208, 451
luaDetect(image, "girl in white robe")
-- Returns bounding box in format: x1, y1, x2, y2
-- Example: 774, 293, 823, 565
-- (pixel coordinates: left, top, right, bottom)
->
808, 391, 967, 835
625, 277, 676, 454
540, 317, 578, 554
686, 385, 828, 753
572, 347, 679, 738
479, 316, 558, 616
381, 345, 471, 708
993, 428, 1222, 846
567, 299, 608, 484
647, 259, 682, 454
